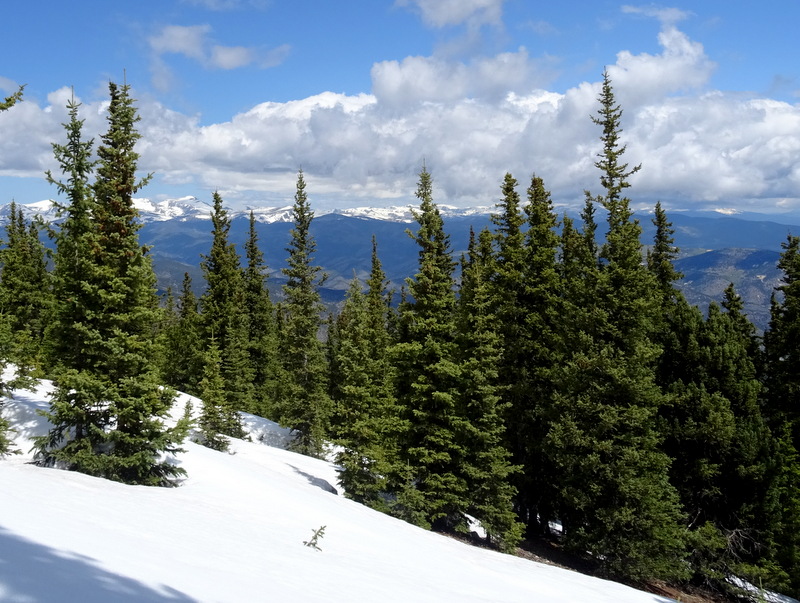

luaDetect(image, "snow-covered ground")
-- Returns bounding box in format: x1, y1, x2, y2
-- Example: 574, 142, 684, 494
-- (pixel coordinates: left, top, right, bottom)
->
0, 377, 691, 602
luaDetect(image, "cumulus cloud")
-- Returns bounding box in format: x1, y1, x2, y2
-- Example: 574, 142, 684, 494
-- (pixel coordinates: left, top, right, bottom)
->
148, 24, 289, 91
607, 22, 716, 106
371, 48, 549, 107
2, 12, 800, 216
134, 12, 799, 213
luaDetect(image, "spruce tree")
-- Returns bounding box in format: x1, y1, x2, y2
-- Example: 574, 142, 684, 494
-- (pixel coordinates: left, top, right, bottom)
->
0, 202, 51, 370
243, 210, 279, 418
393, 166, 468, 531
457, 228, 523, 551
161, 272, 205, 395
36, 83, 188, 486
762, 234, 800, 595
489, 173, 532, 526
333, 236, 401, 510
200, 192, 254, 416
197, 338, 239, 451
277, 170, 331, 457
546, 72, 686, 580
0, 85, 25, 450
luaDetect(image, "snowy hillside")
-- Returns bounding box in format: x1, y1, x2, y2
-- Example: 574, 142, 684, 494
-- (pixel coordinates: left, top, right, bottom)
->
0, 377, 684, 603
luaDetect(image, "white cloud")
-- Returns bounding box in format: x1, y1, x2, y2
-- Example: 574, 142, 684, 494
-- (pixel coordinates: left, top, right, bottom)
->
150, 25, 210, 61
396, 0, 504, 28
371, 48, 547, 107
607, 24, 716, 106
0, 76, 21, 95
210, 45, 254, 70
2, 17, 800, 216
147, 24, 290, 91
621, 4, 691, 26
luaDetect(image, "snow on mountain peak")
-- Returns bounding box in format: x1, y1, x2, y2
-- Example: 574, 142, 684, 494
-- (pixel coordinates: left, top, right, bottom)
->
0, 197, 493, 226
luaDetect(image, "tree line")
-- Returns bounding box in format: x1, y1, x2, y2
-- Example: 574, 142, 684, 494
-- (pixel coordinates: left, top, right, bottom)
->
0, 74, 798, 598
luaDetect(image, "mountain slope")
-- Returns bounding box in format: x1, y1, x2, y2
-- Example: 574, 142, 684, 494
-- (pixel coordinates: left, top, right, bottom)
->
0, 378, 679, 603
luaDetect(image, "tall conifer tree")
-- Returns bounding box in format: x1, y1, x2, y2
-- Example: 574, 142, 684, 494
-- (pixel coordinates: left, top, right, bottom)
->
243, 210, 279, 418
762, 235, 800, 595
393, 166, 468, 530
333, 237, 401, 509
547, 72, 685, 579
277, 170, 331, 457
0, 202, 51, 370
200, 192, 253, 419
457, 228, 522, 551
161, 273, 204, 395
36, 83, 187, 485
0, 85, 24, 454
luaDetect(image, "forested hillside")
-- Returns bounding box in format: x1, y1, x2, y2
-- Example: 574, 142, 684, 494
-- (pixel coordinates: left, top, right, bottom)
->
1, 75, 800, 601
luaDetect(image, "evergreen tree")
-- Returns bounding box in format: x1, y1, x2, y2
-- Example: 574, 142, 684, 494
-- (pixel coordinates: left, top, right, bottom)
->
277, 170, 331, 457
764, 235, 800, 435
546, 72, 686, 580
200, 192, 254, 414
161, 273, 204, 395
36, 83, 188, 486
393, 166, 468, 531
243, 210, 279, 418
197, 338, 240, 451
489, 174, 532, 526
0, 202, 51, 370
333, 236, 402, 510
762, 234, 800, 595
647, 201, 683, 297
0, 85, 26, 453
457, 228, 523, 551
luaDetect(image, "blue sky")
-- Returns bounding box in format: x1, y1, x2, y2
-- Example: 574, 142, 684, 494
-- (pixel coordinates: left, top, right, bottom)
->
1, 0, 799, 215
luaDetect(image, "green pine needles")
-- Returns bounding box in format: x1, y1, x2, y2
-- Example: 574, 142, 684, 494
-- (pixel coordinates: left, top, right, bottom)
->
33, 82, 189, 486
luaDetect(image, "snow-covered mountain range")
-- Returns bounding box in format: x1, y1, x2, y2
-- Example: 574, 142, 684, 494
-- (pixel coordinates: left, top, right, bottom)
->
1, 196, 798, 332
0, 197, 493, 225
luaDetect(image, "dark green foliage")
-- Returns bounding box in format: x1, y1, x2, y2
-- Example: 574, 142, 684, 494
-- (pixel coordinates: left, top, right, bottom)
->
647, 201, 683, 297
489, 172, 562, 537
0, 86, 23, 112
0, 314, 16, 455
393, 167, 468, 531
762, 235, 800, 595
0, 202, 51, 371
277, 170, 331, 457
660, 289, 773, 592
161, 273, 205, 395
0, 86, 24, 454
457, 228, 523, 551
333, 237, 402, 510
546, 73, 686, 580
764, 235, 800, 434
200, 192, 255, 413
591, 70, 640, 212
35, 83, 188, 486
243, 211, 279, 418
197, 338, 243, 451
489, 174, 533, 527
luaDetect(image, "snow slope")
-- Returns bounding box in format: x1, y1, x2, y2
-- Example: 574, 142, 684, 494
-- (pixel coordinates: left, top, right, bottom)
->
0, 378, 681, 603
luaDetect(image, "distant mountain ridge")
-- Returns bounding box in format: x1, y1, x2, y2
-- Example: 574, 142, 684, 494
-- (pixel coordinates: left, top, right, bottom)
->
1, 196, 493, 225
2, 197, 798, 331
